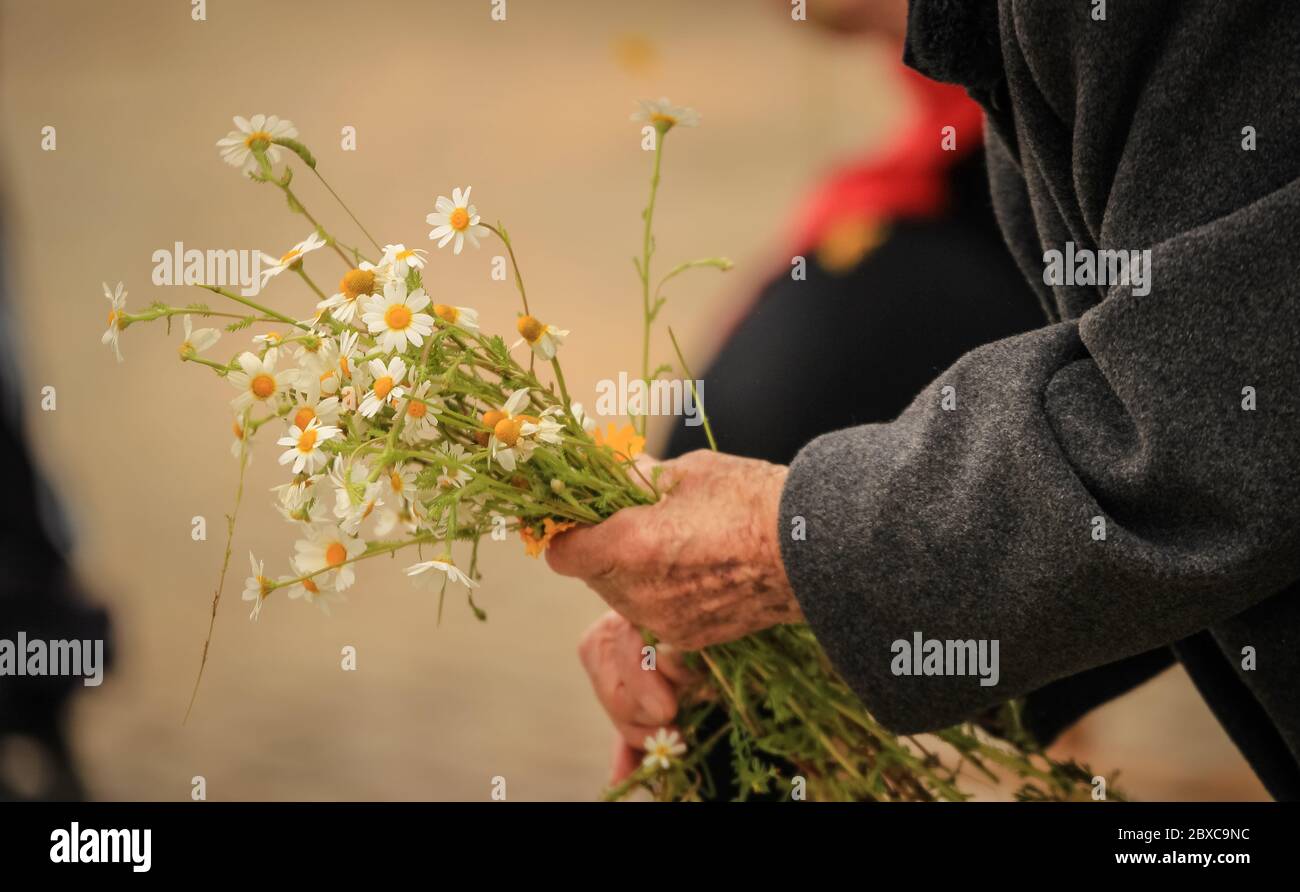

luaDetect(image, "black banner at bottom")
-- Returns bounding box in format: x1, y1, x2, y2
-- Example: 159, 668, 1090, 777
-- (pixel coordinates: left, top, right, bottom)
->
0, 801, 1286, 877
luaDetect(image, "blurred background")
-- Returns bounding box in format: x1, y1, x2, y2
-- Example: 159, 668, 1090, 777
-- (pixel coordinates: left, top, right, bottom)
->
0, 0, 1267, 800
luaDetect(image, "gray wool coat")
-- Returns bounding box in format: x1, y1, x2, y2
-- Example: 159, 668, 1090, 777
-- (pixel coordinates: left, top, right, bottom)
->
778, 0, 1300, 798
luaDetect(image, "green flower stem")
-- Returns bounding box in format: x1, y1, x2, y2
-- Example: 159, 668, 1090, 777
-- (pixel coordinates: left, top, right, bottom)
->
310, 165, 383, 253
636, 133, 665, 436
667, 326, 716, 451
483, 223, 530, 316
295, 266, 329, 302
197, 284, 310, 330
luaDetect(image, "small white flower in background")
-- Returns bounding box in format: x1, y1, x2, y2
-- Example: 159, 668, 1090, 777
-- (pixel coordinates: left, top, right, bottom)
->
260, 232, 327, 286
228, 351, 293, 412
229, 415, 253, 462
427, 186, 489, 255
276, 490, 330, 526
399, 381, 441, 444
435, 443, 473, 490
431, 302, 481, 333
406, 558, 478, 590
329, 457, 384, 534
217, 114, 298, 174
322, 330, 364, 398
362, 280, 435, 354
272, 475, 319, 513
570, 402, 598, 433
631, 98, 700, 131
520, 409, 564, 445
253, 330, 285, 364
241, 552, 274, 621
178, 315, 220, 358
283, 568, 343, 615
293, 524, 365, 591
101, 281, 127, 362
488, 387, 541, 472
380, 243, 428, 276
294, 337, 342, 401
318, 264, 382, 324
642, 728, 687, 771
359, 356, 408, 418
513, 314, 568, 361
277, 417, 341, 475
382, 460, 420, 509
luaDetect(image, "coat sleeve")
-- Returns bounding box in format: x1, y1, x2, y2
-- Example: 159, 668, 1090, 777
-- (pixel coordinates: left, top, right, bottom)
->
779, 136, 1300, 735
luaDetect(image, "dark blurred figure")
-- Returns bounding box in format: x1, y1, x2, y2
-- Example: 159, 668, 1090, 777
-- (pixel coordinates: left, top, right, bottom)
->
0, 225, 111, 800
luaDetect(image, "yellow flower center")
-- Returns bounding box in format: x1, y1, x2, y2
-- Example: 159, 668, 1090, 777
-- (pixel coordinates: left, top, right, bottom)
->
449, 207, 470, 231
107, 310, 120, 327
244, 130, 273, 149
384, 304, 413, 330
407, 401, 427, 419
294, 407, 316, 431
390, 471, 404, 493
433, 304, 459, 324
279, 249, 302, 266
302, 578, 320, 595
258, 576, 273, 598
340, 268, 375, 300
396, 248, 414, 261
232, 420, 244, 439
297, 427, 318, 453
250, 373, 276, 399
516, 315, 545, 344
650, 112, 677, 127
494, 417, 523, 447
373, 376, 395, 400
325, 542, 348, 566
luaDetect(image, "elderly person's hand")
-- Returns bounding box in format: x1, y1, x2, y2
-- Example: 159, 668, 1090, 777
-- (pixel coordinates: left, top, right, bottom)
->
549, 450, 803, 651
577, 611, 695, 782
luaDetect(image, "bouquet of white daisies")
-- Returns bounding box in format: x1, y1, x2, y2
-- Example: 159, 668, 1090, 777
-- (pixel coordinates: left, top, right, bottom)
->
101, 103, 1112, 802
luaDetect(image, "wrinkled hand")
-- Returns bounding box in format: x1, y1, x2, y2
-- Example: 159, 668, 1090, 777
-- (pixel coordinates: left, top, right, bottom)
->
578, 611, 696, 783
549, 450, 802, 650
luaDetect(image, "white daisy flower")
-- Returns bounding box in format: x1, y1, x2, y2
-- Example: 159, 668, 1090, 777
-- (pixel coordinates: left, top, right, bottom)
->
241, 552, 275, 621
380, 244, 428, 276
426, 185, 489, 255
329, 457, 384, 534
358, 356, 408, 418
406, 558, 478, 590
630, 98, 700, 131
102, 281, 127, 362
293, 525, 366, 591
520, 410, 564, 445
230, 415, 253, 462
642, 728, 687, 771
435, 443, 473, 490
361, 280, 434, 354
284, 565, 343, 614
277, 417, 341, 475
398, 381, 440, 444
317, 264, 382, 324
512, 314, 568, 361
260, 232, 327, 287
178, 315, 220, 358
382, 460, 420, 508
488, 387, 541, 472
288, 393, 342, 433
431, 303, 480, 333
217, 114, 298, 174
228, 350, 293, 412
